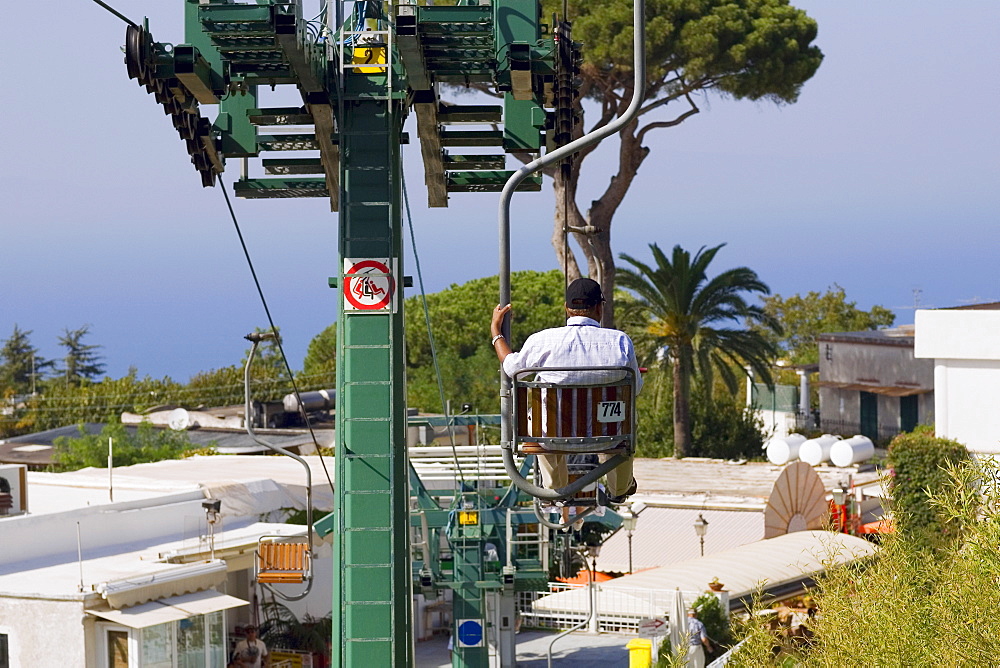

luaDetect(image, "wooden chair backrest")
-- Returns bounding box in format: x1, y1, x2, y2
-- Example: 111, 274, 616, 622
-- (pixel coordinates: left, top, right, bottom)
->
256, 541, 310, 584
514, 383, 633, 440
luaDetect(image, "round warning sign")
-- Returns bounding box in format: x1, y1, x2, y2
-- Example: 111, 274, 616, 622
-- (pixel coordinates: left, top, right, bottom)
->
344, 258, 395, 311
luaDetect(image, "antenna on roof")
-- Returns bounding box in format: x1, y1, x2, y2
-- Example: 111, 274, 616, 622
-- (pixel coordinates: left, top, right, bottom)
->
76, 521, 85, 593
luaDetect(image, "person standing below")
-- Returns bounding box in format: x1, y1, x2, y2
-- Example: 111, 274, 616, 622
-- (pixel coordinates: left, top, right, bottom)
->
686, 608, 713, 668
490, 278, 642, 503
232, 625, 269, 668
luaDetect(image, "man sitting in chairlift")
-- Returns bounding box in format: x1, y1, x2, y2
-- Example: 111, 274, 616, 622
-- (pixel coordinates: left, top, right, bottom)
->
490, 277, 642, 504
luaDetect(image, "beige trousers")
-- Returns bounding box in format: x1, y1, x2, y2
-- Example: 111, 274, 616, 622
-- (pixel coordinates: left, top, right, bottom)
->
686, 644, 706, 668
537, 453, 633, 498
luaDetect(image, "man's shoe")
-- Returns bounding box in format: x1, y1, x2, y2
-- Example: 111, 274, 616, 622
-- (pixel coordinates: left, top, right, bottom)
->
609, 478, 637, 505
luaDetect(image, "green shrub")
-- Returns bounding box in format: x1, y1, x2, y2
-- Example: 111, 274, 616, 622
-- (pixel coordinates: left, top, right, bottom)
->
886, 425, 970, 550
693, 593, 733, 649
690, 399, 765, 460
53, 421, 207, 471
653, 635, 678, 668
728, 457, 1000, 666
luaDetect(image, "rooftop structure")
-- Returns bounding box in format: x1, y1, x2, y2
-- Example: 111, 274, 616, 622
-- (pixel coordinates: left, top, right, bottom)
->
531, 530, 878, 623
597, 458, 884, 574
0, 455, 332, 666
916, 304, 1000, 454
817, 325, 933, 440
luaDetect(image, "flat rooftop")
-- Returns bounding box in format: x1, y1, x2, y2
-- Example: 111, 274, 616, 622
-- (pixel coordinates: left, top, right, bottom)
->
22, 455, 336, 516
631, 457, 883, 508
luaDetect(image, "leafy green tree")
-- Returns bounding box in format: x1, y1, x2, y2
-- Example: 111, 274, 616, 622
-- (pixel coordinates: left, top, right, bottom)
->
405, 270, 567, 367
635, 368, 764, 459
691, 397, 765, 460
261, 600, 332, 660
757, 285, 896, 365
617, 243, 779, 458
56, 325, 105, 384
302, 323, 336, 388
26, 370, 184, 432
404, 270, 566, 412
693, 592, 733, 650
186, 363, 295, 407
0, 325, 51, 395
531, 0, 823, 325
187, 329, 295, 408
53, 421, 205, 471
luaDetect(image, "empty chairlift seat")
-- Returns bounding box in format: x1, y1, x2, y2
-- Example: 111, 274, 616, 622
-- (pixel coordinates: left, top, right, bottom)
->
255, 538, 312, 585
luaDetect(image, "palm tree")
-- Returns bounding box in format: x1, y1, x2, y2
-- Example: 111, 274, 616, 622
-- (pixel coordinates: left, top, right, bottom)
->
617, 243, 780, 458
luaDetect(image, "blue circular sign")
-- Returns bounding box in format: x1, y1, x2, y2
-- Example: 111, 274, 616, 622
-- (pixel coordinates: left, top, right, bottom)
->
457, 620, 483, 647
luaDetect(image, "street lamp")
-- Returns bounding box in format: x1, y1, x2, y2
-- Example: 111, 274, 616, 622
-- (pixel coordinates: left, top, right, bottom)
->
583, 542, 602, 634
693, 513, 709, 557
621, 511, 638, 574
832, 480, 851, 534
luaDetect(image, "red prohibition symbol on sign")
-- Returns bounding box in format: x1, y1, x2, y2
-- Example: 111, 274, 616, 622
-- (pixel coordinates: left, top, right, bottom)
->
344, 259, 394, 310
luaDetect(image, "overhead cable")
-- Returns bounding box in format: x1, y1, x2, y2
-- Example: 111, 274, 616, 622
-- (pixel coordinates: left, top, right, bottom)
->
219, 177, 335, 496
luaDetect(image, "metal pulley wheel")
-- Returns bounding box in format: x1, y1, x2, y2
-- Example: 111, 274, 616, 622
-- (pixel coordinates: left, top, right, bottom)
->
182, 113, 198, 141
172, 111, 195, 140
154, 80, 171, 108
124, 24, 151, 84
191, 151, 208, 172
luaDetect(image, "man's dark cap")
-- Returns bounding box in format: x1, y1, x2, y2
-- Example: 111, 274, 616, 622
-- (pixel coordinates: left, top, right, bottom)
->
566, 278, 604, 307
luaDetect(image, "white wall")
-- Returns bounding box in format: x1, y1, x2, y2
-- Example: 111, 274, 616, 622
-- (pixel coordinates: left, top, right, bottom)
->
819, 386, 859, 429
821, 339, 933, 389
0, 597, 89, 667
755, 409, 797, 438
932, 359, 1000, 453
916, 309, 1000, 454
915, 310, 1000, 361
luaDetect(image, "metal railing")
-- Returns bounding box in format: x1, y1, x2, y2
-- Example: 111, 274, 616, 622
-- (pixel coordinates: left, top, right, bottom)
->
819, 418, 902, 442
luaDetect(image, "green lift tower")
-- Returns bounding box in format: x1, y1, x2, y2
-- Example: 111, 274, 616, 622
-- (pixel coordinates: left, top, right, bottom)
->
122, 1, 583, 666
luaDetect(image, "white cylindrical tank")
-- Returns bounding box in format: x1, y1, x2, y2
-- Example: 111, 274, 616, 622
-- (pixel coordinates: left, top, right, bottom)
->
830, 435, 876, 468
283, 388, 336, 413
765, 433, 808, 466
799, 434, 841, 466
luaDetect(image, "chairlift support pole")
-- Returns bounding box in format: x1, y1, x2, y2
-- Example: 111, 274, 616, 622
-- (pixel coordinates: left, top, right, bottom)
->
121, 0, 606, 665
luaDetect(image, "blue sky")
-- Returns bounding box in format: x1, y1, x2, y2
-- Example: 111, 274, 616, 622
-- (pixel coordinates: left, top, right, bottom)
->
2, 1, 998, 382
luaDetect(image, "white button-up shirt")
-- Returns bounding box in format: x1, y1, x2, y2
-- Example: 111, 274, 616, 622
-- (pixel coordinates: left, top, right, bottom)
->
502, 316, 643, 392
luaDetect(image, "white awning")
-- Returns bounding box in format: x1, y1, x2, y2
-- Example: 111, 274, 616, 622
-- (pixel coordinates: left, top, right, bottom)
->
99, 560, 228, 609
87, 589, 248, 629
534, 530, 877, 617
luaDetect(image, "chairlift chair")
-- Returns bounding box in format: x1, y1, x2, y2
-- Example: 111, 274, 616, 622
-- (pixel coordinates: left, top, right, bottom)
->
255, 536, 313, 585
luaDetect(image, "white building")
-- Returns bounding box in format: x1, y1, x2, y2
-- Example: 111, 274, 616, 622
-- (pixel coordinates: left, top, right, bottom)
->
0, 456, 334, 667
915, 304, 1000, 454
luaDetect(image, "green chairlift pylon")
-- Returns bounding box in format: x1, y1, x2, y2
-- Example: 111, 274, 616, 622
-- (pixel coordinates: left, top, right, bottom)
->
121, 1, 583, 665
